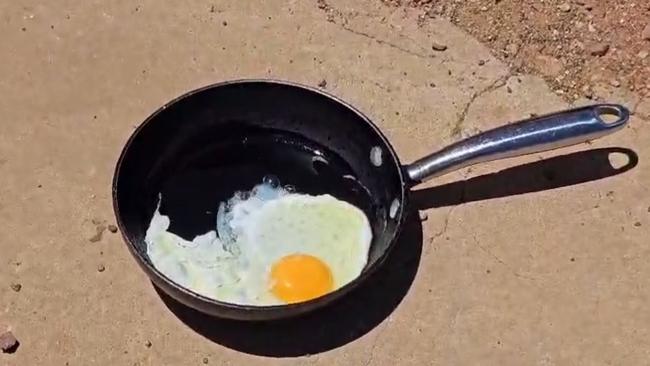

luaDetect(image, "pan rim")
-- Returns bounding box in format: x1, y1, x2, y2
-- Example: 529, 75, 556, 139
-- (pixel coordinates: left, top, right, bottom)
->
112, 78, 409, 317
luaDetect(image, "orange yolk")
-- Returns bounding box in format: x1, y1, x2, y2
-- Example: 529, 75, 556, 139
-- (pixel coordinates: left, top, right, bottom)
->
271, 254, 334, 304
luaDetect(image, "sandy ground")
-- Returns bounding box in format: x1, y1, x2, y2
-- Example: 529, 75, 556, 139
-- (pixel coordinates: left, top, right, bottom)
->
383, 0, 650, 103
1, 0, 649, 365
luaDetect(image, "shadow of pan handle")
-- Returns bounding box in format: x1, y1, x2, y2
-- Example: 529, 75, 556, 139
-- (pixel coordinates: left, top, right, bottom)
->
411, 147, 638, 210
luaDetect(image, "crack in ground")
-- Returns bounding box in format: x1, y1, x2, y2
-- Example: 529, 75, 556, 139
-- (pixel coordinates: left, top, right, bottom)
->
429, 206, 456, 244
363, 321, 389, 366
450, 73, 511, 137
472, 235, 537, 281
316, 0, 434, 60
631, 96, 650, 121
340, 26, 434, 60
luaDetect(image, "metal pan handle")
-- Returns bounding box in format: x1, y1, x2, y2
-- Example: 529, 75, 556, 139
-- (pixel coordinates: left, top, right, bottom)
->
405, 104, 630, 184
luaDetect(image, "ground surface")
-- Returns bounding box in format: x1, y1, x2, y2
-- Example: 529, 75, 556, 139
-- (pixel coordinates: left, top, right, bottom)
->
1, 0, 649, 365
384, 0, 650, 106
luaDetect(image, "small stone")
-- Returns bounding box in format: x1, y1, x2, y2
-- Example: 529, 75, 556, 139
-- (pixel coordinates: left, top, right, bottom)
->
317, 79, 327, 88
478, 59, 486, 66
97, 264, 105, 272
88, 224, 106, 243
643, 24, 650, 41
558, 3, 571, 12
10, 283, 21, 292
505, 43, 518, 55
576, 0, 594, 10
419, 211, 428, 222
429, 82, 436, 88
570, 257, 576, 262
145, 340, 152, 348
0, 331, 19, 353
610, 79, 621, 88
587, 43, 609, 56
107, 224, 118, 233
431, 42, 447, 51
639, 51, 649, 59
203, 358, 209, 364
222, 21, 227, 26
634, 221, 642, 227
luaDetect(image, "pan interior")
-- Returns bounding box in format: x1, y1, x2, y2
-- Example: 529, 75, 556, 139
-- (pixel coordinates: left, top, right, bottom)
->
114, 81, 405, 290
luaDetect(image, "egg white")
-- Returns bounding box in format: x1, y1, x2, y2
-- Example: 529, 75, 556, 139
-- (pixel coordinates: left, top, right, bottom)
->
145, 183, 372, 306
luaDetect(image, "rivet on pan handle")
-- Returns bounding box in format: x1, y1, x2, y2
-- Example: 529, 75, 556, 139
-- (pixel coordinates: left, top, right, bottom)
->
405, 103, 630, 184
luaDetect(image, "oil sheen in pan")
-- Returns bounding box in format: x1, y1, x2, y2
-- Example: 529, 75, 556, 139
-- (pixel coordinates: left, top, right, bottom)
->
155, 128, 381, 248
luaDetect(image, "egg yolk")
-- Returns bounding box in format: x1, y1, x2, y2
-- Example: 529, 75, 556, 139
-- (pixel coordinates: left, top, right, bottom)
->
271, 254, 334, 304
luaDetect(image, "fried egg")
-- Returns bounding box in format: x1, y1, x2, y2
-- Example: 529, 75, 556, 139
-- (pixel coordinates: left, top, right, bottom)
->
145, 180, 372, 306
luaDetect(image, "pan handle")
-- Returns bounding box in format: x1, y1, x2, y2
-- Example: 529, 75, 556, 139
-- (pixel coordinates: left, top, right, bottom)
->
405, 104, 630, 184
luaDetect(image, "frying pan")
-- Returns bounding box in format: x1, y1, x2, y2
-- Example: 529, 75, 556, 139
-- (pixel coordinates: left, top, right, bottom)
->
112, 79, 629, 321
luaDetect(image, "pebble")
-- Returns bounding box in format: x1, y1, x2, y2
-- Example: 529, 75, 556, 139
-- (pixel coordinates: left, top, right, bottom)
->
638, 51, 649, 59
610, 79, 621, 88
203, 358, 209, 364
429, 82, 436, 88
478, 59, 486, 66
317, 79, 327, 88
419, 211, 428, 222
587, 42, 609, 56
0, 331, 19, 353
643, 24, 650, 41
107, 224, 118, 233
10, 283, 21, 292
505, 43, 518, 55
97, 264, 105, 272
145, 340, 152, 348
88, 226, 105, 242
431, 42, 447, 51
558, 3, 571, 12
575, 0, 594, 10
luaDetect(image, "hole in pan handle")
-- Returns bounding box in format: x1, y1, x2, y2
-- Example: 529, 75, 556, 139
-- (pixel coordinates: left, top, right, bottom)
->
405, 103, 630, 185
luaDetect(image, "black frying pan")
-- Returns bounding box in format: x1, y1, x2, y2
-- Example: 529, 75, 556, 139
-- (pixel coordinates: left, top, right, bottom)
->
112, 79, 629, 321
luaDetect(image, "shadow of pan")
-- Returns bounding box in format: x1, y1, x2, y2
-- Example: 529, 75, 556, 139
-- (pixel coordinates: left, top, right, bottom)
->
411, 147, 638, 210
